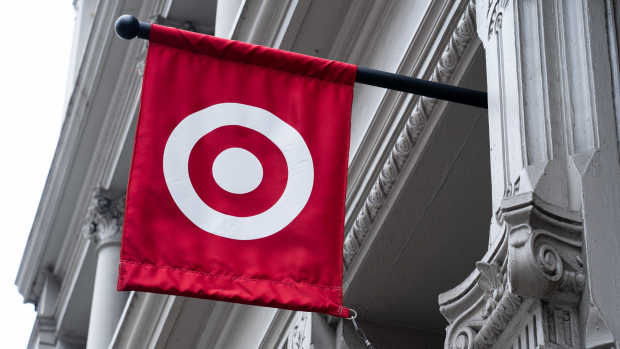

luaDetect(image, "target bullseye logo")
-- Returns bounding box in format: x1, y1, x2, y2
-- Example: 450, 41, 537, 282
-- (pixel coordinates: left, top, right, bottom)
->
211, 147, 264, 194
163, 103, 314, 240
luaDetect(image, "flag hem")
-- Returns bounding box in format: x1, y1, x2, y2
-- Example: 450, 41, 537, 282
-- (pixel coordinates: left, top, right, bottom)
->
117, 259, 349, 318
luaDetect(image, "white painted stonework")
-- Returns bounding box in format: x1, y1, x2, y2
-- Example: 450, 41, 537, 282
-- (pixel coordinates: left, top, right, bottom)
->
82, 189, 127, 349
16, 0, 620, 348
439, 1, 620, 348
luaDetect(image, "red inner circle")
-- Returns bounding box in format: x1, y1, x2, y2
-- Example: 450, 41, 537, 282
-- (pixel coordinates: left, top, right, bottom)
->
188, 125, 288, 217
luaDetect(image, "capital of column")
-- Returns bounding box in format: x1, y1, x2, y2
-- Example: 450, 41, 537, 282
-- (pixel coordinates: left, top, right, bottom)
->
440, 199, 586, 349
82, 188, 125, 251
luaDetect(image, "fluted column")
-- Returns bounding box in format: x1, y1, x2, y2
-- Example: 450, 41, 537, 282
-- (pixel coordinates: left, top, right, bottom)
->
83, 188, 127, 349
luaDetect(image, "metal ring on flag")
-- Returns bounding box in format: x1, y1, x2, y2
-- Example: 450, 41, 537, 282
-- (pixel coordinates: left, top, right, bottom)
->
163, 103, 314, 240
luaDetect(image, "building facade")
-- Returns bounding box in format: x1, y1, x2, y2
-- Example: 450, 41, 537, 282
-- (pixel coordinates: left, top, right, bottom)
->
17, 0, 620, 348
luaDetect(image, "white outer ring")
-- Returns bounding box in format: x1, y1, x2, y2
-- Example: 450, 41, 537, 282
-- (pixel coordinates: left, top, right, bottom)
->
163, 103, 314, 240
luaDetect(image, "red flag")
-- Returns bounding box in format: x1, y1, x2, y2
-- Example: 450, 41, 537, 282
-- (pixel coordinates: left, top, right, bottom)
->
117, 24, 355, 317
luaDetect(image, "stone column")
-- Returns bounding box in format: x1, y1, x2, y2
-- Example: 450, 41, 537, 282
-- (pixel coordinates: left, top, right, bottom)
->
83, 188, 128, 349
440, 1, 620, 348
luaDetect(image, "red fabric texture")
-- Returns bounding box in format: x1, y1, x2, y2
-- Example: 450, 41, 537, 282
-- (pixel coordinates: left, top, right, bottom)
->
118, 24, 356, 317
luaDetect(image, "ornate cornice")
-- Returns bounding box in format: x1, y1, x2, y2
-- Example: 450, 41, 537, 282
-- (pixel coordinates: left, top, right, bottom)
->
343, 0, 478, 268
82, 188, 125, 250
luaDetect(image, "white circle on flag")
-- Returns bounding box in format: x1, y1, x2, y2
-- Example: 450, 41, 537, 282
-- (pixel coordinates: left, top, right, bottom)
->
212, 147, 263, 194
163, 103, 314, 240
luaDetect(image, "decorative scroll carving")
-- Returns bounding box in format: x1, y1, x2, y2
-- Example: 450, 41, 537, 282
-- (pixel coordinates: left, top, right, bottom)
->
486, 0, 508, 39
82, 188, 126, 250
443, 201, 584, 349
471, 260, 525, 349
503, 205, 585, 302
476, 292, 524, 349
454, 328, 476, 349
343, 0, 478, 268
444, 291, 525, 349
476, 261, 506, 320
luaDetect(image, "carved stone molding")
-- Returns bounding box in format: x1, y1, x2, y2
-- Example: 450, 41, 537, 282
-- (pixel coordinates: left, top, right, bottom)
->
447, 257, 525, 349
450, 294, 524, 349
442, 0, 620, 347
343, 0, 478, 268
82, 188, 126, 251
442, 199, 585, 349
492, 300, 580, 349
502, 200, 585, 303
486, 0, 508, 39
474, 292, 524, 348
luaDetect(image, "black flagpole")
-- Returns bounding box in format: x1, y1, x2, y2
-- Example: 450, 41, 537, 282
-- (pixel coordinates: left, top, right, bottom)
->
115, 14, 488, 109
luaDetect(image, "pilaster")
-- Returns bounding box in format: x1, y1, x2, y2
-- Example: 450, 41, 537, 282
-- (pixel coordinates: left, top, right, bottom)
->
440, 0, 620, 348
28, 274, 61, 349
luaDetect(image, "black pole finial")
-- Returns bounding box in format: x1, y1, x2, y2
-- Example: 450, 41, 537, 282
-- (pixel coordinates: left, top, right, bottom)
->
115, 14, 139, 39
115, 14, 150, 40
